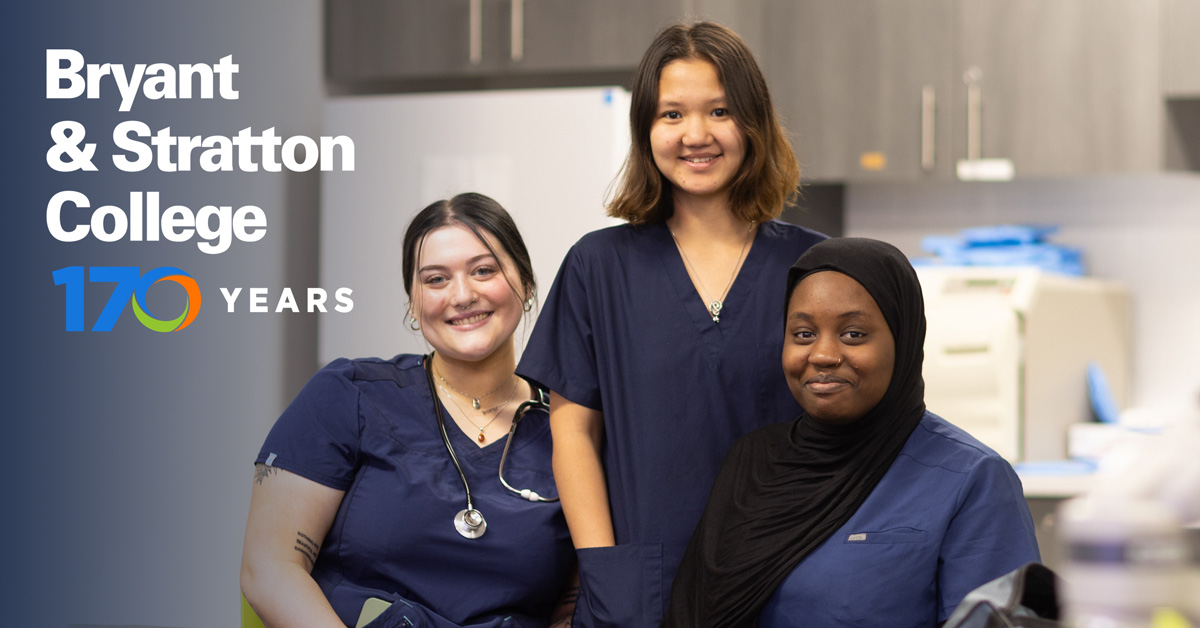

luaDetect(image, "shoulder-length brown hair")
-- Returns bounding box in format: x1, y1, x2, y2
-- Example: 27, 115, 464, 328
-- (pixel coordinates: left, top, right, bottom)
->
607, 21, 800, 225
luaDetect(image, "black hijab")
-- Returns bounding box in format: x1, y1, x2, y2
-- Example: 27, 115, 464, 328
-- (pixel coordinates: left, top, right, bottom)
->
662, 238, 928, 628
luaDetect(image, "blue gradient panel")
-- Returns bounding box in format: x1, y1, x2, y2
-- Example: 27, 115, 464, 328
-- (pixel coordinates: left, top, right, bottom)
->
2, 3, 324, 627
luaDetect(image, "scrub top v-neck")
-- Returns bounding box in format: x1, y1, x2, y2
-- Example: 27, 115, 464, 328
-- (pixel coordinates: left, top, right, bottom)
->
518, 220, 825, 625
658, 224, 762, 352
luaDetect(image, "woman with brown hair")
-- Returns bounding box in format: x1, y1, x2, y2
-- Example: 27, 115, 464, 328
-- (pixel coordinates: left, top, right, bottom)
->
241, 193, 575, 628
517, 22, 826, 628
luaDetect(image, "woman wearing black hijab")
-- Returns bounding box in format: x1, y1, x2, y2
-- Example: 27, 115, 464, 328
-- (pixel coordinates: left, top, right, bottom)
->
662, 238, 1040, 628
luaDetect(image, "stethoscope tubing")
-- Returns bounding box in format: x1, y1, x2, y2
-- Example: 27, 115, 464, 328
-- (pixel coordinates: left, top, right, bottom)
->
427, 358, 477, 510
423, 354, 557, 540
498, 396, 559, 503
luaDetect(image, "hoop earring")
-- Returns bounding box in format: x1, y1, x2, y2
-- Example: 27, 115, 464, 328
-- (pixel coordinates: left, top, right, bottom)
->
409, 316, 421, 331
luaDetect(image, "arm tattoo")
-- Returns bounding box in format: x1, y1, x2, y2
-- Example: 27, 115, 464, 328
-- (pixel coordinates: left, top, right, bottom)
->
550, 585, 578, 627
294, 531, 320, 566
557, 586, 579, 606
253, 463, 279, 485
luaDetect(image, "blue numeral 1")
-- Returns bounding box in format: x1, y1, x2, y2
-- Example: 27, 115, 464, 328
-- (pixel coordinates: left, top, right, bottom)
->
52, 266, 85, 332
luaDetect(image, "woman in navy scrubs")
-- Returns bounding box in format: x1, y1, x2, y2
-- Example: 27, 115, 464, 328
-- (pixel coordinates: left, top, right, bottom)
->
516, 22, 825, 628
241, 193, 575, 628
663, 238, 1040, 628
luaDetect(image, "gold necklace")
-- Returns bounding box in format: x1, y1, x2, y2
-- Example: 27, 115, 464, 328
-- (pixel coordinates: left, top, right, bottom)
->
435, 368, 511, 410
436, 378, 520, 443
670, 223, 754, 323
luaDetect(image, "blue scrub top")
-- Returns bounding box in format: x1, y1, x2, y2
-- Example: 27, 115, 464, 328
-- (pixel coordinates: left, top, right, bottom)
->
518, 220, 825, 627
758, 413, 1041, 628
256, 355, 575, 628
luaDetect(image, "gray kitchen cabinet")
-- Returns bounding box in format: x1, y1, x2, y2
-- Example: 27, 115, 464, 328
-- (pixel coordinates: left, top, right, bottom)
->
765, 0, 1164, 181
689, 0, 769, 59
515, 1, 682, 73
954, 0, 1162, 177
327, 0, 503, 81
763, 0, 955, 181
327, 0, 688, 84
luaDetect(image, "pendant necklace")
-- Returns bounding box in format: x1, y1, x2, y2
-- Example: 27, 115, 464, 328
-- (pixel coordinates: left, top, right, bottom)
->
670, 223, 754, 323
436, 377, 520, 443
436, 368, 509, 410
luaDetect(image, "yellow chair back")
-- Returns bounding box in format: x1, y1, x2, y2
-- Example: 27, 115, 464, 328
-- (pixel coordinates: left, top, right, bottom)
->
241, 594, 266, 628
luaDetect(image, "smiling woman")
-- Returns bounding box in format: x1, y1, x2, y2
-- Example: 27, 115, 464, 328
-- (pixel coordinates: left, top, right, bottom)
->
407, 214, 530, 371
402, 195, 536, 444
783, 270, 896, 425
240, 193, 577, 628
663, 238, 1041, 628
516, 21, 826, 628
649, 58, 746, 206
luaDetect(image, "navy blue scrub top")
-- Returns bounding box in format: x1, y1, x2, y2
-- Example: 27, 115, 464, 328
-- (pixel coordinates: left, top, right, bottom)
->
759, 413, 1041, 628
517, 220, 825, 626
256, 355, 575, 628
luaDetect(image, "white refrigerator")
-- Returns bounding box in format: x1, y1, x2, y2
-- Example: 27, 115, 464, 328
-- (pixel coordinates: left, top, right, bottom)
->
320, 87, 631, 364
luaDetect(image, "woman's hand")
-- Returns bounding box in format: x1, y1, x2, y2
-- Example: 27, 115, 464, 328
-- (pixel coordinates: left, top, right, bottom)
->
549, 392, 615, 548
241, 464, 347, 628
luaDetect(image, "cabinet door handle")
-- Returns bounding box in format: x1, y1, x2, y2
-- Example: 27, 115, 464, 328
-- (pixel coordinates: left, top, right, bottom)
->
921, 86, 936, 172
963, 66, 983, 161
470, 0, 483, 65
510, 0, 524, 62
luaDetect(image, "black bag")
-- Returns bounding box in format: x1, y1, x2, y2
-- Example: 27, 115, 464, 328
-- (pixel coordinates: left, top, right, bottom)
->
942, 562, 1062, 628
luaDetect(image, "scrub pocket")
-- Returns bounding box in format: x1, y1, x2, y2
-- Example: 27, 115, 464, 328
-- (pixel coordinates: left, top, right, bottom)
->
358, 593, 540, 628
835, 527, 936, 622
357, 596, 417, 628
574, 543, 663, 628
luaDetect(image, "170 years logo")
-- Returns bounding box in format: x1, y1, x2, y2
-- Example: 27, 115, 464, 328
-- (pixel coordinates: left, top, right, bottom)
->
53, 266, 355, 331
53, 266, 201, 332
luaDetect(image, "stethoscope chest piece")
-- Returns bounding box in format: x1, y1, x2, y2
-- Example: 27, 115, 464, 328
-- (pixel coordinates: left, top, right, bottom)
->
425, 353, 554, 542
454, 508, 487, 539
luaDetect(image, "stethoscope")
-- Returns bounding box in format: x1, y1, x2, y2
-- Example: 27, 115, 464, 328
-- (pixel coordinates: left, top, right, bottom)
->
424, 356, 559, 540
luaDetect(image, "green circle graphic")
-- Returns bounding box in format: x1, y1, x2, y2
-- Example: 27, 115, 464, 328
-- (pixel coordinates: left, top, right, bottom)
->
131, 296, 189, 332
